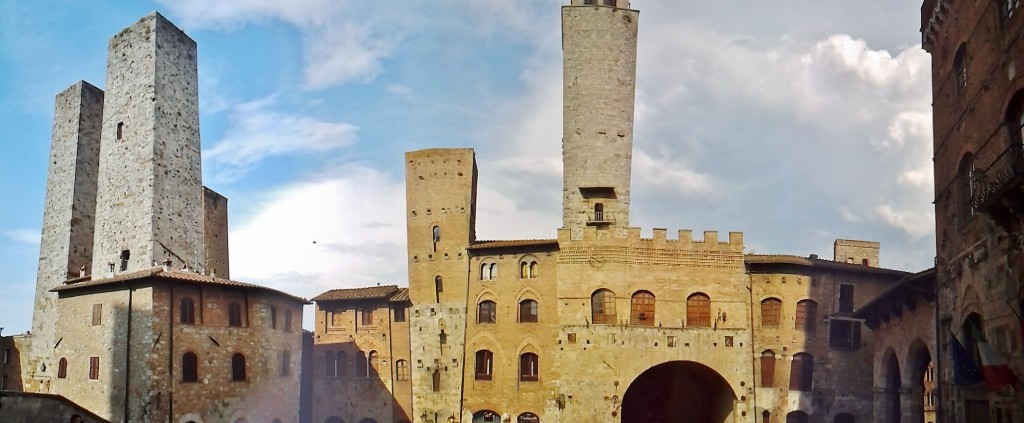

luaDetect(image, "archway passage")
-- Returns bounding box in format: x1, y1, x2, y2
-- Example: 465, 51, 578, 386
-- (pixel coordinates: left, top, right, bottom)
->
621, 361, 737, 423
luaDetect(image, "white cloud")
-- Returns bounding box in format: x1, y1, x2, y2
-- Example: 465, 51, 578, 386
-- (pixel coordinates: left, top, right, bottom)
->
874, 204, 934, 239
202, 96, 358, 183
229, 164, 407, 300
4, 229, 39, 246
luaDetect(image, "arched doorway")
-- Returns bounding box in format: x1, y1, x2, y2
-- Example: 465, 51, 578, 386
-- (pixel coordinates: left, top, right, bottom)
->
908, 341, 933, 423
883, 351, 901, 423
473, 410, 500, 423
621, 361, 736, 423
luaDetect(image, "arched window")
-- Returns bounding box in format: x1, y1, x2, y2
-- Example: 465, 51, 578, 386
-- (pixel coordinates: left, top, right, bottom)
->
761, 298, 781, 328
395, 359, 409, 381
475, 350, 493, 380
1006, 90, 1024, 145
519, 299, 539, 323
520, 352, 539, 381
432, 226, 440, 252
686, 293, 711, 327
481, 262, 497, 280
324, 351, 336, 377
957, 154, 975, 224
520, 260, 539, 278
180, 297, 196, 324
356, 351, 368, 378
591, 289, 616, 324
474, 411, 500, 423
336, 351, 347, 377
530, 261, 538, 278
786, 411, 809, 423
593, 203, 605, 221
760, 350, 776, 387
432, 368, 441, 392
182, 352, 198, 383
478, 300, 497, 324
228, 302, 242, 327
795, 300, 817, 333
517, 413, 540, 423
232, 353, 246, 381
57, 357, 67, 379
789, 353, 814, 391
368, 351, 379, 378
953, 43, 967, 93
630, 291, 655, 326
763, 411, 771, 423
834, 413, 854, 423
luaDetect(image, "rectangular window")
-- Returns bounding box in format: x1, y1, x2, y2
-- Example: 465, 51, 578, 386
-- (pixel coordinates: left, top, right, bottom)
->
280, 350, 291, 377
92, 303, 102, 326
284, 309, 293, 332
838, 284, 854, 313
3, 348, 10, 364
270, 306, 278, 329
829, 320, 862, 350
116, 122, 123, 140
89, 357, 100, 380
119, 250, 130, 272
396, 360, 409, 381
1, 375, 7, 390
361, 309, 373, 326
394, 306, 406, 322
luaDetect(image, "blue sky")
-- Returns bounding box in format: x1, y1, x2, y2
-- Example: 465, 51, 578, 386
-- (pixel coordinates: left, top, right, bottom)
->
0, 0, 933, 334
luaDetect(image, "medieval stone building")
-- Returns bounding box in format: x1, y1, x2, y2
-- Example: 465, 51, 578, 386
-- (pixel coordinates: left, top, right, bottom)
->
6, 12, 307, 423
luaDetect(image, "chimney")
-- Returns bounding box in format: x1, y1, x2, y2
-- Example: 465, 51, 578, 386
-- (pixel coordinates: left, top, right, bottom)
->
79, 265, 87, 278
162, 258, 172, 272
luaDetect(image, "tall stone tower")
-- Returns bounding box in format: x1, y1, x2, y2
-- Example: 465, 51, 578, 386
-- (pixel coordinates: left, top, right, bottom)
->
91, 13, 204, 277
29, 82, 104, 381
561, 0, 639, 240
404, 148, 477, 422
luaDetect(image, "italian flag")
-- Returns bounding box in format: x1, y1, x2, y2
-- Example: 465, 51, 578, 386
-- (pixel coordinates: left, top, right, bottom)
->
976, 339, 1019, 390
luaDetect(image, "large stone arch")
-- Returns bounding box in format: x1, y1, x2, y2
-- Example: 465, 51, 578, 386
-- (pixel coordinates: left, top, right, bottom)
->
881, 350, 902, 423
905, 339, 934, 423
620, 360, 737, 423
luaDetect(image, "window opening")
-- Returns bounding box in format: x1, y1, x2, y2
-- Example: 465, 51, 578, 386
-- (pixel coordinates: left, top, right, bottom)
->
789, 353, 814, 391
630, 291, 655, 326
795, 300, 817, 333
270, 305, 278, 329
396, 359, 409, 381
58, 357, 68, 378
686, 293, 711, 327
228, 302, 243, 327
475, 350, 493, 380
361, 308, 373, 326
591, 289, 616, 324
519, 299, 539, 323
119, 250, 130, 272
838, 285, 854, 313
761, 298, 781, 328
280, 350, 291, 377
394, 306, 406, 322
368, 351, 379, 378
520, 353, 539, 381
232, 353, 246, 381
432, 369, 441, 391
116, 122, 123, 140
89, 356, 100, 380
760, 350, 775, 387
92, 303, 102, 326
478, 301, 497, 324
432, 226, 440, 252
182, 352, 198, 382
180, 298, 196, 324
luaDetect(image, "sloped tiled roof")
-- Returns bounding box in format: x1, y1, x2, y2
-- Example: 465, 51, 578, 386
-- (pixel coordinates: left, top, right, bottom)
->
468, 239, 558, 250
744, 254, 911, 276
52, 267, 310, 303
312, 285, 400, 302
389, 288, 410, 302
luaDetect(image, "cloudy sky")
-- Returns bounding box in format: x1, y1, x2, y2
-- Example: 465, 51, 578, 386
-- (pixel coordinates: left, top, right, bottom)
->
0, 0, 934, 333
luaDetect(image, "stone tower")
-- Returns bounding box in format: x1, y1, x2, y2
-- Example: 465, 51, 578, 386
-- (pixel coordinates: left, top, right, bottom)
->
561, 0, 639, 240
91, 13, 204, 277
404, 148, 477, 422
30, 82, 104, 378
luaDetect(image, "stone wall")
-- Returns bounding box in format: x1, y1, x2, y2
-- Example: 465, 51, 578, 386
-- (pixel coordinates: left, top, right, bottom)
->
0, 392, 109, 423
203, 187, 230, 279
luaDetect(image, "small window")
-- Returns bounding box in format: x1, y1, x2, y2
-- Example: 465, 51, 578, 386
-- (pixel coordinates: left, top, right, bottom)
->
953, 44, 968, 93
232, 353, 246, 381
116, 122, 124, 140
228, 302, 243, 327
2, 348, 8, 364
432, 225, 440, 252
284, 309, 293, 332
519, 299, 539, 323
58, 357, 68, 379
280, 350, 291, 377
789, 353, 814, 391
368, 351, 379, 378
838, 284, 855, 313
795, 300, 818, 333
89, 357, 100, 380
435, 275, 444, 301
478, 301, 497, 324
119, 250, 130, 271
760, 350, 775, 387
957, 154, 976, 225
324, 351, 337, 378
396, 359, 409, 381
829, 319, 862, 350
591, 289, 616, 324
182, 352, 197, 382
394, 306, 406, 322
520, 353, 539, 382
270, 305, 278, 329
630, 291, 655, 326
761, 298, 781, 328
432, 369, 441, 392
361, 309, 373, 326
481, 263, 497, 281
593, 203, 605, 222
475, 350, 493, 380
686, 293, 711, 327
603, 0, 616, 5
180, 298, 196, 325
92, 303, 102, 326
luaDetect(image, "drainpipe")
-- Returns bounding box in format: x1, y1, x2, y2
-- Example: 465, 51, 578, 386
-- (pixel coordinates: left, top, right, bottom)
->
169, 284, 175, 422
746, 271, 758, 422
125, 286, 134, 422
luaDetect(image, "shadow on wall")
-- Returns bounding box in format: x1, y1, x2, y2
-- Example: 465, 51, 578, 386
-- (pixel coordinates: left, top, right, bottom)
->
1, 332, 25, 392
0, 391, 109, 423
312, 340, 410, 423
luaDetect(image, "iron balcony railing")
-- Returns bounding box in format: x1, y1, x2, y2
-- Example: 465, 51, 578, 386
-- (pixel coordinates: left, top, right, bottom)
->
972, 143, 1024, 209
587, 211, 615, 224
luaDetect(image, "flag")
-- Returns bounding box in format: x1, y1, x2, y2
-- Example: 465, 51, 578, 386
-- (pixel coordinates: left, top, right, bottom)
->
977, 339, 1020, 390
949, 333, 984, 386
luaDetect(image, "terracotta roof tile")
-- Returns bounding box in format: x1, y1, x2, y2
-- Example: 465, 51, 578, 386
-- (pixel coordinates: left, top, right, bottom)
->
468, 239, 558, 250
312, 285, 400, 302
744, 254, 911, 276
390, 288, 410, 302
52, 267, 310, 304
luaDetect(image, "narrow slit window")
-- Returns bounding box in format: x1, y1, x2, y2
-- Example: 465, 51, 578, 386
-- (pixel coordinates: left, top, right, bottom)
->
119, 250, 130, 272
116, 122, 124, 140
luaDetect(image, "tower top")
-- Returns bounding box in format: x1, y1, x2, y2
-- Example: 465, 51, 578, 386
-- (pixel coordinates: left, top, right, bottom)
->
567, 0, 632, 8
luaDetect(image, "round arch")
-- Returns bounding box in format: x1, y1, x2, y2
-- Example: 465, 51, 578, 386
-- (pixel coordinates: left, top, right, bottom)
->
621, 360, 736, 423
472, 410, 500, 423
907, 339, 934, 423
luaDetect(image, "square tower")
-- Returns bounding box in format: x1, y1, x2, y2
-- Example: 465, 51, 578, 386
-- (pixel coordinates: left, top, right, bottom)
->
91, 13, 204, 276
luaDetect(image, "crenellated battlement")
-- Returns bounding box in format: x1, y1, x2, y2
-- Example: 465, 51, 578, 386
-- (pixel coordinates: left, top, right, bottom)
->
557, 227, 744, 269
558, 227, 743, 251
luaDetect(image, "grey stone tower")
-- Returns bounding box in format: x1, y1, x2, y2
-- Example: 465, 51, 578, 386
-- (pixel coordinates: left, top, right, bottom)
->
561, 0, 639, 240
30, 82, 104, 372
91, 13, 204, 277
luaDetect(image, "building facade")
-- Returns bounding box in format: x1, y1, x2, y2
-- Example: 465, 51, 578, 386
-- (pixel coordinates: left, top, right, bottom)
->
922, 0, 1024, 421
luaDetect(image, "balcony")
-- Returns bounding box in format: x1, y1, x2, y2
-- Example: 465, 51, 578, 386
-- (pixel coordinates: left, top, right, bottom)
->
586, 211, 615, 225
972, 143, 1024, 228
